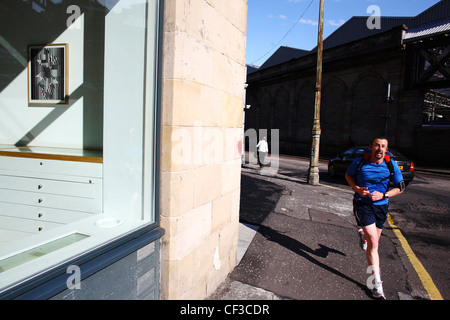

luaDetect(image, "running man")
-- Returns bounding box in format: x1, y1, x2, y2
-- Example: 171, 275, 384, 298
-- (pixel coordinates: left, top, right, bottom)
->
345, 136, 405, 299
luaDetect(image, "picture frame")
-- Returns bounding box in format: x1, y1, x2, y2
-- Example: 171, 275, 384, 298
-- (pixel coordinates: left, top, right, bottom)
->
28, 44, 68, 105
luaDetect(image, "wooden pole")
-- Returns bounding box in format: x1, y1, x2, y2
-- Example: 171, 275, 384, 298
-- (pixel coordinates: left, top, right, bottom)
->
308, 0, 325, 185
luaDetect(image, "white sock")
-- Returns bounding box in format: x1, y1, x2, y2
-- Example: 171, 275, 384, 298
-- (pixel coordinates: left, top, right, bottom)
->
374, 274, 382, 286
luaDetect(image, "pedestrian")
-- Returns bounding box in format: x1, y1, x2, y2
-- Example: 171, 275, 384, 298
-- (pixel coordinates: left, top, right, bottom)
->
256, 136, 268, 168
345, 136, 405, 299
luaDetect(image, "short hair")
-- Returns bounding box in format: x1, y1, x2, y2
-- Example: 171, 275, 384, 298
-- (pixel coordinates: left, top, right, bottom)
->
370, 136, 389, 145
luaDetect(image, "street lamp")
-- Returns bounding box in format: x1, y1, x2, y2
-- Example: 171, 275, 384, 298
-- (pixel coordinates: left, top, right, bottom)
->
307, 0, 325, 185
383, 83, 393, 137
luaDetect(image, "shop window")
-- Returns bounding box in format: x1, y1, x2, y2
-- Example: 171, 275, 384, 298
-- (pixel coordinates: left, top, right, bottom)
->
0, 0, 161, 294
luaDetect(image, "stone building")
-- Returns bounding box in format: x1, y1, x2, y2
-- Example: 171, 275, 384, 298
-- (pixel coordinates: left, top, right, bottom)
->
245, 1, 450, 167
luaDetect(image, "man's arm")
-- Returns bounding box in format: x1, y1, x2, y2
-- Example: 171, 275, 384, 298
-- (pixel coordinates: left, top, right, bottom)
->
370, 187, 403, 201
345, 173, 371, 198
346, 173, 403, 201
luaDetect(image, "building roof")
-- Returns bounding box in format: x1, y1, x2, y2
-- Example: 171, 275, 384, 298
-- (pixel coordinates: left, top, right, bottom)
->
321, 16, 414, 50
259, 46, 310, 70
324, 0, 450, 49
404, 16, 450, 42
246, 64, 260, 74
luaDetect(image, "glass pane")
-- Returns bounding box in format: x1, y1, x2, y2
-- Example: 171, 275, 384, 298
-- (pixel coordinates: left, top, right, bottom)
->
0, 233, 89, 273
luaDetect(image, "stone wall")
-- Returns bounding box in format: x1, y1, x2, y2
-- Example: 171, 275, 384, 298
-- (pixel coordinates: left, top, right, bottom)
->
414, 126, 450, 167
160, 0, 247, 299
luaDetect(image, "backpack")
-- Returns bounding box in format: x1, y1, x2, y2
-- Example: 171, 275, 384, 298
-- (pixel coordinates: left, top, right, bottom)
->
356, 153, 394, 183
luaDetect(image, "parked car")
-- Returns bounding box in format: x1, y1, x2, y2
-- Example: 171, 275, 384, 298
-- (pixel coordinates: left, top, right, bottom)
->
328, 146, 414, 184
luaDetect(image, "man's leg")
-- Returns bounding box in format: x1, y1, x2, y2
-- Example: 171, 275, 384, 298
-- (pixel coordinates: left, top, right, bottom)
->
259, 152, 266, 167
363, 223, 385, 298
363, 223, 382, 274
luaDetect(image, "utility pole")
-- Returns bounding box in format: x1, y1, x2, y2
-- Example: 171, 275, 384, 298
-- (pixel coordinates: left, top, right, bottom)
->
307, 0, 325, 185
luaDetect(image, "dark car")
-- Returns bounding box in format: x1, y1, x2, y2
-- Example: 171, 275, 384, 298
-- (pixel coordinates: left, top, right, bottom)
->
328, 146, 414, 184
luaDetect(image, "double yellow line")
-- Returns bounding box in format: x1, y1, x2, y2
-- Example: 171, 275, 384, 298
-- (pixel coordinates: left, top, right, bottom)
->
387, 215, 444, 300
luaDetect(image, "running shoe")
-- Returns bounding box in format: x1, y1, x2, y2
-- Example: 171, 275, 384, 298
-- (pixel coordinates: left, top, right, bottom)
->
358, 228, 367, 251
372, 282, 386, 300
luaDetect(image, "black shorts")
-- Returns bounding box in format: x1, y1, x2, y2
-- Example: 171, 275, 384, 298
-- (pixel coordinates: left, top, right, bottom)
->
353, 199, 389, 229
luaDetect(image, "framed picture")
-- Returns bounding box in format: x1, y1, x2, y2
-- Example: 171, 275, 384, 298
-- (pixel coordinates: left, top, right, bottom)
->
28, 44, 68, 104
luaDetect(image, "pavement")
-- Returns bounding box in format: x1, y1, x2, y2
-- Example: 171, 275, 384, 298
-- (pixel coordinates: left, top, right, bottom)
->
207, 154, 449, 301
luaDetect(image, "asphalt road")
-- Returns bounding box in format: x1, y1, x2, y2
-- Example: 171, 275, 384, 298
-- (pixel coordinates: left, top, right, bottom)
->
276, 154, 450, 299
388, 171, 450, 300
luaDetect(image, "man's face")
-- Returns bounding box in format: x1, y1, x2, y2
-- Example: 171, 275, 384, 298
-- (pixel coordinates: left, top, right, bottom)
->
370, 138, 389, 161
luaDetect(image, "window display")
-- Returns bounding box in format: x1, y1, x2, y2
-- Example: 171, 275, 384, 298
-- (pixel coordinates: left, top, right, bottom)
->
0, 0, 162, 297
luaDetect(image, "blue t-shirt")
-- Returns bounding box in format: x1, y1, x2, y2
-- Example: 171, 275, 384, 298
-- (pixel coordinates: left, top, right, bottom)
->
346, 157, 404, 205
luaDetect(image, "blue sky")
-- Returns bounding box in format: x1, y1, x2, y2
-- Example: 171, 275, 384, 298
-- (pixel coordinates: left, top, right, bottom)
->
246, 0, 442, 66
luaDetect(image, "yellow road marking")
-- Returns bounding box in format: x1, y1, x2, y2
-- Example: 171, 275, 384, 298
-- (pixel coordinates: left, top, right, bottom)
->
321, 183, 354, 194
387, 215, 444, 300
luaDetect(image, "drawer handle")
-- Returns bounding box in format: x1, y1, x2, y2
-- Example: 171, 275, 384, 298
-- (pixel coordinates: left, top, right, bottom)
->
38, 184, 43, 190
38, 213, 43, 218
38, 198, 43, 203
38, 227, 43, 232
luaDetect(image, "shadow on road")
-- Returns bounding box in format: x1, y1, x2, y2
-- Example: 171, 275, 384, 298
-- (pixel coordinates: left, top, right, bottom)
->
256, 224, 372, 298
239, 173, 285, 225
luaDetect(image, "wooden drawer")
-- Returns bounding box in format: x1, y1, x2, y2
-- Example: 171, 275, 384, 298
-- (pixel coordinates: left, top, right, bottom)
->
0, 156, 102, 178
0, 189, 95, 213
0, 203, 93, 224
0, 215, 62, 234
0, 152, 103, 241
0, 175, 97, 198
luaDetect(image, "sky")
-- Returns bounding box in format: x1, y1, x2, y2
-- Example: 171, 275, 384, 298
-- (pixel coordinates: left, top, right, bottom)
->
246, 0, 442, 66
